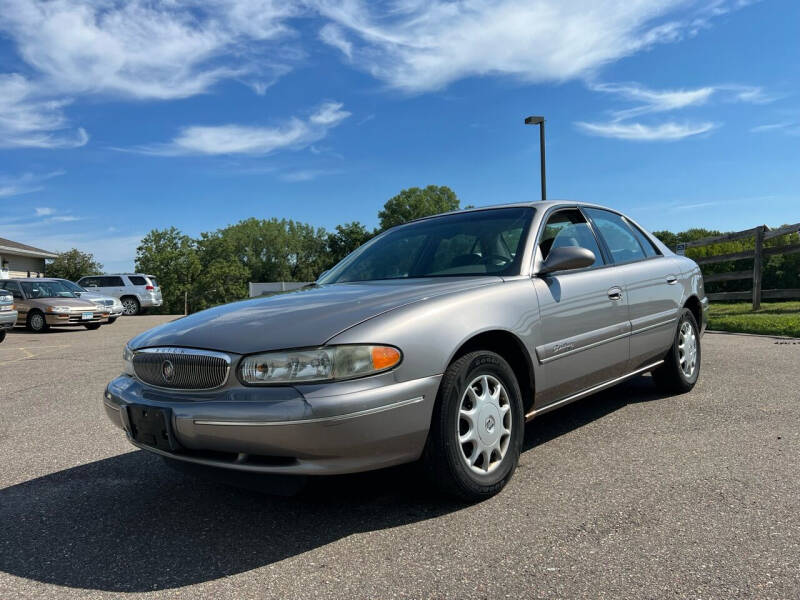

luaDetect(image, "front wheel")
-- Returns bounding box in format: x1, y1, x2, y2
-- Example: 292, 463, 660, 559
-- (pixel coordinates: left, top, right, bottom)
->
0, 330, 5, 343
27, 310, 49, 333
652, 308, 701, 394
107, 317, 117, 324
84, 323, 102, 330
422, 350, 524, 501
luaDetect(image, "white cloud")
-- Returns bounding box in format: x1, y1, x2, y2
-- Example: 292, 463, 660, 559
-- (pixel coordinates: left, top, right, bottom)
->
750, 122, 791, 133
319, 23, 352, 59
35, 207, 55, 216
280, 168, 342, 182
0, 74, 88, 148
137, 101, 350, 156
578, 80, 773, 141
575, 121, 715, 141
0, 170, 65, 198
309, 0, 753, 92
0, 0, 302, 101
589, 82, 715, 120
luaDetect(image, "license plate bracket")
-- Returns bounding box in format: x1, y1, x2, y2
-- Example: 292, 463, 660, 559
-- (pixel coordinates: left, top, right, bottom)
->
125, 405, 180, 452
81, 311, 93, 320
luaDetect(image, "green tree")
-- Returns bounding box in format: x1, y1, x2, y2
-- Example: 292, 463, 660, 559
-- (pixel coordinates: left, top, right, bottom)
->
46, 248, 103, 281
135, 227, 201, 314
378, 185, 460, 230
327, 222, 373, 265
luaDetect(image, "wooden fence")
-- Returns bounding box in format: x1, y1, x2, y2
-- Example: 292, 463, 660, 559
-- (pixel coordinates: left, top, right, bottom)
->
679, 222, 800, 309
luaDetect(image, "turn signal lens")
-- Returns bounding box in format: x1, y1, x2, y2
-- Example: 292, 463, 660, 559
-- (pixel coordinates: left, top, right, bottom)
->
371, 346, 401, 370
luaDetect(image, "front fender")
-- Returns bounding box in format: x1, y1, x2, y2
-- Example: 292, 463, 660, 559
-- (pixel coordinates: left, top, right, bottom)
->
326, 278, 542, 385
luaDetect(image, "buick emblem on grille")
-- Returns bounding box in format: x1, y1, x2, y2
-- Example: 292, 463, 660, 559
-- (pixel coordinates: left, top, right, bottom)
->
161, 359, 175, 383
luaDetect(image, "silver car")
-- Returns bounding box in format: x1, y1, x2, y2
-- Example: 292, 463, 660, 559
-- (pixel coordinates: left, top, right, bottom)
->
55, 279, 125, 323
77, 273, 163, 315
104, 202, 707, 500
0, 289, 16, 343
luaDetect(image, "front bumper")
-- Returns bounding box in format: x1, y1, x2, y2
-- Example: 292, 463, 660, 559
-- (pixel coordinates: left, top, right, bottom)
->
45, 310, 108, 326
104, 373, 441, 475
0, 310, 16, 329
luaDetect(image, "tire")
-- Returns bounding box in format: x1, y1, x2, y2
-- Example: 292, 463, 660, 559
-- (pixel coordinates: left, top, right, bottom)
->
107, 317, 117, 324
652, 308, 701, 394
121, 296, 140, 316
26, 310, 49, 333
0, 330, 5, 343
84, 323, 102, 330
422, 350, 524, 501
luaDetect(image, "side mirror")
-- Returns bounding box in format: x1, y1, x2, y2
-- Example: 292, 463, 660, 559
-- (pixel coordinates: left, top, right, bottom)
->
539, 246, 596, 275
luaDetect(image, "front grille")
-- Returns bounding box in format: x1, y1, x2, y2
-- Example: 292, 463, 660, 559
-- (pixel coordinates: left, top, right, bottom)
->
132, 347, 231, 390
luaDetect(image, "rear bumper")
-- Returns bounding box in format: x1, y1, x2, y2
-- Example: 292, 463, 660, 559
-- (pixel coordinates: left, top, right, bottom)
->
139, 296, 163, 308
104, 373, 441, 475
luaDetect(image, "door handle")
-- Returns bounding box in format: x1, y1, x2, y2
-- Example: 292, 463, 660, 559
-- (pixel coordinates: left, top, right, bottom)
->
666, 275, 678, 285
607, 286, 623, 301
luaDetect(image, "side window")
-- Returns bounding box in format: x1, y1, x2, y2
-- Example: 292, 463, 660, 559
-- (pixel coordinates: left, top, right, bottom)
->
81, 277, 100, 288
102, 276, 125, 286
624, 219, 660, 258
584, 209, 646, 264
2, 281, 23, 298
128, 276, 147, 286
538, 209, 604, 268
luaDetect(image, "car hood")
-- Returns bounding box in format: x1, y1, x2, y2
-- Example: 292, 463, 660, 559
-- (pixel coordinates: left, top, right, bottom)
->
129, 277, 500, 354
28, 297, 97, 309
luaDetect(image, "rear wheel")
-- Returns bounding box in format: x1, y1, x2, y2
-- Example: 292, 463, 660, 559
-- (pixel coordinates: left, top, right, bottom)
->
422, 350, 524, 501
84, 323, 102, 330
27, 310, 49, 333
652, 308, 701, 394
121, 296, 140, 316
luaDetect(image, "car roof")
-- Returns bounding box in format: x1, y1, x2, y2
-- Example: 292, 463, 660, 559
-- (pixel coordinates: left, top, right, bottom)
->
404, 200, 617, 225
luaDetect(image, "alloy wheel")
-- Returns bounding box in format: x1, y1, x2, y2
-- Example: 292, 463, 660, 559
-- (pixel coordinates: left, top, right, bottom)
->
457, 374, 512, 474
122, 299, 138, 315
678, 320, 698, 378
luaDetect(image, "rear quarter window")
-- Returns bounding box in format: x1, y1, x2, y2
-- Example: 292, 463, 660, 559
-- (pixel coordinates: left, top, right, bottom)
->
128, 276, 147, 286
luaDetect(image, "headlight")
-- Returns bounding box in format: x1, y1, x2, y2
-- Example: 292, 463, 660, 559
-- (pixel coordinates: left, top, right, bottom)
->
123, 344, 135, 375
239, 345, 402, 385
46, 305, 72, 313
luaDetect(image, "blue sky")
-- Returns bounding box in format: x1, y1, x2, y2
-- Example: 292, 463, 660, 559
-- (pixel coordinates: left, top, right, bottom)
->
1, 0, 798, 272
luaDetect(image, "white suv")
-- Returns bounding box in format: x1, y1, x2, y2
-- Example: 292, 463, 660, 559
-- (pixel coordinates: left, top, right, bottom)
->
77, 273, 163, 315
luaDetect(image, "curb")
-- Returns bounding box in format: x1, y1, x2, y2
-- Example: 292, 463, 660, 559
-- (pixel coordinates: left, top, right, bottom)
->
706, 329, 800, 341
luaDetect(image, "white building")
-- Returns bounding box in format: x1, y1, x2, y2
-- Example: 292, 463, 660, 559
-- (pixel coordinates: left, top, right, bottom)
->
0, 237, 58, 278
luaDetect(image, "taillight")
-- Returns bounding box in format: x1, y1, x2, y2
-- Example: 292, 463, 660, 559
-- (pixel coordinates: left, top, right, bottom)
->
145, 285, 154, 290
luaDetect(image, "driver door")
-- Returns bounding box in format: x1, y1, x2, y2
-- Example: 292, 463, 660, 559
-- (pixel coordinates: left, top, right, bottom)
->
531, 208, 631, 408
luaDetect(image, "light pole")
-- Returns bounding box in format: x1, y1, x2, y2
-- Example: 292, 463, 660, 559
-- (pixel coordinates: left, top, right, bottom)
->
524, 115, 546, 200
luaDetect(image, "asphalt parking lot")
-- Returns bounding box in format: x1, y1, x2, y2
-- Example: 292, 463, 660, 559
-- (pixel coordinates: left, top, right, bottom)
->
0, 316, 798, 599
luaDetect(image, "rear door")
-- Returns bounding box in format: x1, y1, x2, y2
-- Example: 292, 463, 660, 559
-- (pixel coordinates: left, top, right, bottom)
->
583, 208, 682, 371
531, 208, 631, 408
98, 275, 126, 299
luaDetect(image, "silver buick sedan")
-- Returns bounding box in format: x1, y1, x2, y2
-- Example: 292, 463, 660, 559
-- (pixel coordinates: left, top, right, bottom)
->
104, 202, 707, 500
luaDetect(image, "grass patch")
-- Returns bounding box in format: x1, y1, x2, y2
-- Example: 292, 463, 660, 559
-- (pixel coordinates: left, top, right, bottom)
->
708, 301, 800, 337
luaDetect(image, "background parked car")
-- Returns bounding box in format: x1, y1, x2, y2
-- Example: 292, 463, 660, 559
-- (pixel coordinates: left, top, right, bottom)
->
55, 279, 124, 323
0, 289, 16, 342
0, 278, 108, 332
77, 273, 163, 316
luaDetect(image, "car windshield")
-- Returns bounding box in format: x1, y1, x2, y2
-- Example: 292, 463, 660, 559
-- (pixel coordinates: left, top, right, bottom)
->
60, 280, 87, 293
20, 281, 77, 299
320, 207, 535, 283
